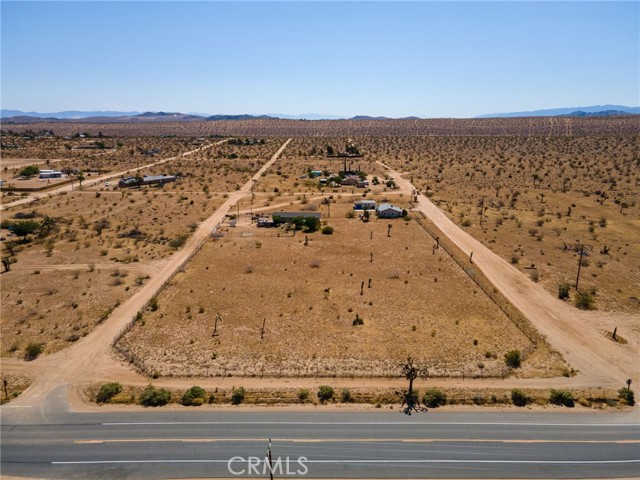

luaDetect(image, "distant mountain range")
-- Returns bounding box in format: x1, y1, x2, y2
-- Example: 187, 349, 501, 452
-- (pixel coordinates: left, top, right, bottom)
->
0, 110, 344, 121
475, 105, 640, 118
1, 105, 638, 122
0, 109, 142, 119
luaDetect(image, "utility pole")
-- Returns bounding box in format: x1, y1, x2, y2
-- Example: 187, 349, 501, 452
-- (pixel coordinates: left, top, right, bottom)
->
267, 438, 274, 480
575, 244, 584, 290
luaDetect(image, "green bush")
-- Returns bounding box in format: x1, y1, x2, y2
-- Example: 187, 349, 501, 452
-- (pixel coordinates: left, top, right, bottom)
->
618, 388, 635, 406
317, 385, 334, 403
169, 233, 189, 249
139, 385, 171, 407
24, 343, 43, 361
231, 386, 246, 405
511, 389, 528, 407
182, 386, 206, 406
321, 226, 334, 235
575, 290, 595, 310
148, 297, 159, 311
504, 350, 521, 368
341, 388, 353, 403
97, 382, 123, 403
422, 388, 447, 408
558, 283, 571, 300
19, 165, 39, 178
549, 389, 575, 407
297, 388, 310, 403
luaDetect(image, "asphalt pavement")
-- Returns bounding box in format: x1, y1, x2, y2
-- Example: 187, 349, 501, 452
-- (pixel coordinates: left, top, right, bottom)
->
2, 403, 639, 479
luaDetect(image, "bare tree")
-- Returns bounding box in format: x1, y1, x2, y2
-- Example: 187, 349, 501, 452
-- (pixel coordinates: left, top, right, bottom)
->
398, 356, 428, 415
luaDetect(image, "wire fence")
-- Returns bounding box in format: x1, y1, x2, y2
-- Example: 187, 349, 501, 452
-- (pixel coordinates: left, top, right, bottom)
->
414, 213, 540, 359
111, 226, 214, 374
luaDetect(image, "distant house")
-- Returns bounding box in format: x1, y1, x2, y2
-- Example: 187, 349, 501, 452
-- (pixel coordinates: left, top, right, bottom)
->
309, 170, 324, 178
357, 180, 369, 188
118, 175, 176, 188
38, 170, 63, 179
340, 176, 359, 186
271, 212, 322, 224
377, 203, 404, 218
353, 200, 377, 211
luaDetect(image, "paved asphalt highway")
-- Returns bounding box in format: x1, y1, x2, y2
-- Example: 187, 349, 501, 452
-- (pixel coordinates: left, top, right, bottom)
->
2, 403, 639, 479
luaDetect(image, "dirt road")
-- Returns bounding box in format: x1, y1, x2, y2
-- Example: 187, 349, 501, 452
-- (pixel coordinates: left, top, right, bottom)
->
0, 139, 292, 414
2, 145, 636, 417
382, 163, 639, 388
0, 139, 228, 211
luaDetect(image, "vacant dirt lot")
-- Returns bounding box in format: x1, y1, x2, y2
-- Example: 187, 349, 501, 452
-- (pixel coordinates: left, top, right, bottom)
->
118, 200, 566, 379
0, 138, 289, 357
357, 135, 640, 313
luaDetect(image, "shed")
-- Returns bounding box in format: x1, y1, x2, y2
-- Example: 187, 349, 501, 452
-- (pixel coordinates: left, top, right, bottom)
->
353, 200, 377, 211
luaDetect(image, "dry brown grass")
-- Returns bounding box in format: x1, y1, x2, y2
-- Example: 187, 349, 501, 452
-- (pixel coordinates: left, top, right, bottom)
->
118, 201, 566, 379
4, 115, 638, 137
0, 372, 31, 404
0, 139, 288, 356
357, 135, 640, 313
83, 382, 624, 409
1, 268, 140, 356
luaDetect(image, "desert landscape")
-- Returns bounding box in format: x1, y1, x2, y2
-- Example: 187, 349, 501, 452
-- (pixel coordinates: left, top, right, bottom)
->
1, 117, 638, 409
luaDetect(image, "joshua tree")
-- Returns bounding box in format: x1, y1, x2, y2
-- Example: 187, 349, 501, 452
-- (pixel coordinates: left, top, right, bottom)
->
3, 241, 17, 256
398, 356, 428, 415
2, 256, 17, 272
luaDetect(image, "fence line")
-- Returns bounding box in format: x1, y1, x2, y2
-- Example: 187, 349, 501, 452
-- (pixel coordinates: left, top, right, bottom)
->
414, 213, 540, 358
111, 227, 213, 375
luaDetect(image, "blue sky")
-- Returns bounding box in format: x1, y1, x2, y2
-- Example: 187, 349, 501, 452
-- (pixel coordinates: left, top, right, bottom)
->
1, 1, 638, 117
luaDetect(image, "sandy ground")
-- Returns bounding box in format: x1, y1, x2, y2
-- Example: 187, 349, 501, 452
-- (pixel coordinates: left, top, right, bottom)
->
381, 162, 639, 388
1, 143, 638, 414
0, 138, 229, 211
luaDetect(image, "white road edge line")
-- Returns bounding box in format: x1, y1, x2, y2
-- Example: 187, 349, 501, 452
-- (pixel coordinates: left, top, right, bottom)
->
52, 459, 640, 465
101, 421, 640, 427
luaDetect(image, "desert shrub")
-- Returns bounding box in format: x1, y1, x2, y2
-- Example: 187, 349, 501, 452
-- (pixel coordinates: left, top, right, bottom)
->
558, 283, 571, 300
169, 233, 188, 249
341, 388, 353, 403
618, 388, 635, 406
511, 389, 528, 407
352, 314, 364, 326
139, 385, 171, 407
97, 382, 122, 403
504, 350, 521, 368
317, 385, 334, 403
321, 226, 334, 235
297, 388, 310, 403
549, 389, 574, 407
182, 386, 206, 406
575, 290, 595, 310
231, 386, 246, 405
422, 388, 447, 408
461, 218, 472, 227
345, 210, 355, 219
148, 297, 159, 311
24, 343, 43, 361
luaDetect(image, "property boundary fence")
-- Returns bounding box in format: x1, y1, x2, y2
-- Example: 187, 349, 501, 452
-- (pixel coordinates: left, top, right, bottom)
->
414, 212, 541, 359
111, 225, 213, 374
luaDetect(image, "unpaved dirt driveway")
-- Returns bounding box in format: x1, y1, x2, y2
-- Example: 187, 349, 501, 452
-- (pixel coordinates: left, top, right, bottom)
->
2, 144, 636, 417
382, 163, 639, 388
0, 139, 292, 413
0, 139, 228, 211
